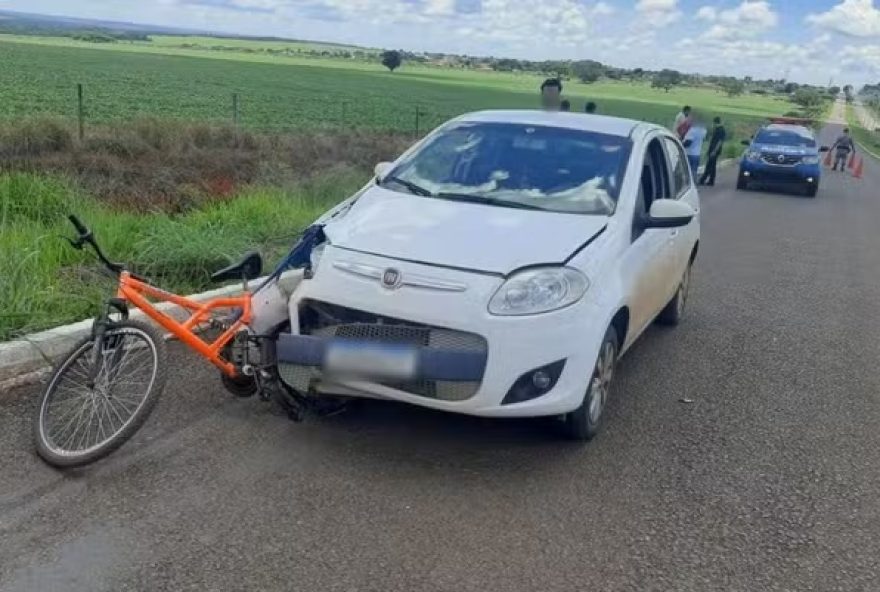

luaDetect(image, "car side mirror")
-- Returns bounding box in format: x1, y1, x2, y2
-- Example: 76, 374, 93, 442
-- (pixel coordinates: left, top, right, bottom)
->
374, 162, 392, 181
819, 146, 830, 152
647, 199, 696, 229
741, 139, 751, 146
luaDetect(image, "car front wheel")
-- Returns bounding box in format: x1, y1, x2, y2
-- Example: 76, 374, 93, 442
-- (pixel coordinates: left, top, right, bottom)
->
562, 326, 618, 441
657, 263, 691, 326
736, 172, 748, 190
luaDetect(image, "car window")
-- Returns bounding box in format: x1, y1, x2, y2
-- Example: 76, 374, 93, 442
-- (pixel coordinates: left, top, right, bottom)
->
384, 122, 633, 216
663, 137, 691, 198
754, 130, 816, 148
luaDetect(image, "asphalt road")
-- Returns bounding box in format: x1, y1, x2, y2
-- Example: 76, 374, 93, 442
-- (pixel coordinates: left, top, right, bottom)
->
2, 123, 879, 592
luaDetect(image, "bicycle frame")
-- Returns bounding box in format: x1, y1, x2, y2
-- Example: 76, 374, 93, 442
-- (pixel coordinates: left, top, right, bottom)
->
117, 272, 252, 377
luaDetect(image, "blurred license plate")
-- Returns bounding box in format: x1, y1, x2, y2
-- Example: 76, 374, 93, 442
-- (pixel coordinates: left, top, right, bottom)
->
324, 341, 418, 381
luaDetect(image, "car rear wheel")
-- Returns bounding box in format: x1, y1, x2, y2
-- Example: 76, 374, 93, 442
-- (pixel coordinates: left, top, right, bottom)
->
561, 326, 618, 442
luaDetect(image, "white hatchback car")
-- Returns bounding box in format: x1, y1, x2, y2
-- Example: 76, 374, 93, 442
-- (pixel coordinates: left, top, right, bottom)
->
277, 110, 700, 439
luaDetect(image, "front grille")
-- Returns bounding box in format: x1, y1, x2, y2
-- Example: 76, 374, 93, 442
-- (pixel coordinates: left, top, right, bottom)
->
761, 153, 801, 166
280, 300, 486, 401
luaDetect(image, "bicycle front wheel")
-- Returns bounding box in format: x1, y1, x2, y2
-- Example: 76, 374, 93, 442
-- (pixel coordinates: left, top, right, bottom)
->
33, 320, 168, 468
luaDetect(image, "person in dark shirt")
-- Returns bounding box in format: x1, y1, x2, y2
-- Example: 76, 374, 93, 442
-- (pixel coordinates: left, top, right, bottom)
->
699, 116, 726, 186
585, 101, 597, 114
540, 78, 563, 111
830, 128, 855, 171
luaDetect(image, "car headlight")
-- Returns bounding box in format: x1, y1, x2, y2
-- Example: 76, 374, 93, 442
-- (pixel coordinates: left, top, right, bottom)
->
802, 156, 819, 165
745, 150, 762, 161
489, 267, 589, 316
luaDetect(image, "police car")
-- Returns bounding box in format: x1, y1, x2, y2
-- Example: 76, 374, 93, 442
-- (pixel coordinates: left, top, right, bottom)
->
737, 118, 830, 197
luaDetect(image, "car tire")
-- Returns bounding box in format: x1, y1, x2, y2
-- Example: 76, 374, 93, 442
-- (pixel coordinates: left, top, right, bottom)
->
736, 173, 748, 190
657, 263, 691, 326
561, 326, 618, 442
805, 184, 818, 198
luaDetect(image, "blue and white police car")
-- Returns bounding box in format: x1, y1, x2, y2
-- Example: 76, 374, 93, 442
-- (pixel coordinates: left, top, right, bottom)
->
737, 118, 829, 197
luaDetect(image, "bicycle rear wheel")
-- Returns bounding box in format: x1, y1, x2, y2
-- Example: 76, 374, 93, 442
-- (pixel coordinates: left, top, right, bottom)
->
33, 320, 168, 468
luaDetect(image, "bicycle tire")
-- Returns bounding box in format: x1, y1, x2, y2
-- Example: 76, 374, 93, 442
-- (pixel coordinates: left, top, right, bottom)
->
33, 319, 168, 468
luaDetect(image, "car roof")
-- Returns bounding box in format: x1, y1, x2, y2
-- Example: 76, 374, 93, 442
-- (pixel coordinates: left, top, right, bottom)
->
759, 123, 815, 138
452, 110, 650, 138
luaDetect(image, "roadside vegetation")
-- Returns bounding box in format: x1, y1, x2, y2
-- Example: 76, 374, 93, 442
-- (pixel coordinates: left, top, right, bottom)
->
846, 104, 880, 156
0, 169, 367, 341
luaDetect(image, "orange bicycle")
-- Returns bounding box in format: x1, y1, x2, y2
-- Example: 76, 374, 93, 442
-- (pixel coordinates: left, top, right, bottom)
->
34, 215, 326, 467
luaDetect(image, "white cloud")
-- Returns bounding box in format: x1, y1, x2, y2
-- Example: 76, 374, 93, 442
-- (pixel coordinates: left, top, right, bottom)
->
807, 0, 880, 37
634, 0, 680, 24
635, 0, 677, 11
423, 0, 456, 17
696, 1, 778, 41
696, 6, 717, 21
592, 2, 615, 16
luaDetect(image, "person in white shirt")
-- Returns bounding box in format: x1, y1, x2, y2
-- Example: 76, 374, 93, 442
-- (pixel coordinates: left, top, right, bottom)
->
673, 105, 692, 139
683, 122, 707, 177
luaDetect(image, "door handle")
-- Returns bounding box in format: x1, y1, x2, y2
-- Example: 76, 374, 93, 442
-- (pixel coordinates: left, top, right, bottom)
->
670, 229, 679, 237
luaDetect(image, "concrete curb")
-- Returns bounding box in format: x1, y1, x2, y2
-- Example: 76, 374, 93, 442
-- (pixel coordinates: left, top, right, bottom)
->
0, 277, 268, 391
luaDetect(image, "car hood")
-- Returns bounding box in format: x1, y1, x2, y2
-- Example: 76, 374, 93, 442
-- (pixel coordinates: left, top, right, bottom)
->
752, 143, 816, 156
322, 185, 607, 275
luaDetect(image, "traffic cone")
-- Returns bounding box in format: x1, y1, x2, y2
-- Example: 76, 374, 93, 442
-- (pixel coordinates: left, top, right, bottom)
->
852, 155, 864, 179
848, 152, 856, 170
824, 150, 833, 167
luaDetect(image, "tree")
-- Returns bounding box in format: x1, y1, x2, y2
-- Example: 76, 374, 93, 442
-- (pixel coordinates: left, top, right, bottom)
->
843, 84, 854, 103
829, 85, 841, 96
381, 50, 402, 72
719, 78, 745, 97
652, 69, 682, 92
792, 88, 823, 113
783, 82, 799, 94
571, 60, 605, 84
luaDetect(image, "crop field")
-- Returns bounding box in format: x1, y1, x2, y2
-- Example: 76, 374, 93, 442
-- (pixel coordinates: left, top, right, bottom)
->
0, 36, 791, 143
0, 33, 810, 339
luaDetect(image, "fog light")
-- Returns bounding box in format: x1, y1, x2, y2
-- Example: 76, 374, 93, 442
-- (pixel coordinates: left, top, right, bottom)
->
532, 371, 551, 390
502, 360, 566, 405
807, 177, 815, 183
743, 171, 751, 177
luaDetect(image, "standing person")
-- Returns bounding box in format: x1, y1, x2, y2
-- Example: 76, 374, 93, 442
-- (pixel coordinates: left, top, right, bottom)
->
830, 128, 855, 171
540, 78, 563, 111
699, 116, 726, 186
683, 119, 707, 178
585, 101, 597, 114
560, 99, 571, 112
674, 105, 692, 140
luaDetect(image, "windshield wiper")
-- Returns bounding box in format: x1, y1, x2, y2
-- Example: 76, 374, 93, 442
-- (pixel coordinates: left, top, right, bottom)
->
434, 192, 547, 211
380, 176, 432, 197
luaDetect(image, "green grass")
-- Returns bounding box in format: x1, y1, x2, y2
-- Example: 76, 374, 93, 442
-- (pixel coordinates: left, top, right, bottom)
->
0, 171, 364, 341
0, 36, 790, 143
846, 104, 880, 156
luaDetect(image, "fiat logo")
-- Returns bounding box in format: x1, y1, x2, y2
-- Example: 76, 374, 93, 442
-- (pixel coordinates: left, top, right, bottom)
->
381, 268, 403, 289
777, 154, 785, 163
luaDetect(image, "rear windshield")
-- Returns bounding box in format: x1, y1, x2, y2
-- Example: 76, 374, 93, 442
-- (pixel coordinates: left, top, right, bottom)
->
754, 130, 816, 148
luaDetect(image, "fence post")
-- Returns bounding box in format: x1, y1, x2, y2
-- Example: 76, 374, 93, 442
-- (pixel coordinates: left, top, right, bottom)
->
76, 83, 84, 141
232, 93, 240, 127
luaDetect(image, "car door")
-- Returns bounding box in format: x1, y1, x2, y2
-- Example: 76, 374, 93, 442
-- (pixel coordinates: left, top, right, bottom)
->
622, 136, 677, 337
662, 136, 699, 280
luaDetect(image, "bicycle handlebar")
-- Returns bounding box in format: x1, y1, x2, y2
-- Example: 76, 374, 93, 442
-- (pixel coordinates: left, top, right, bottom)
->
68, 214, 89, 237
66, 214, 127, 276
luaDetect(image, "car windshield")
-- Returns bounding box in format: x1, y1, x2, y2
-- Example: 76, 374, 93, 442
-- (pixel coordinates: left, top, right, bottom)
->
754, 129, 816, 148
382, 121, 632, 215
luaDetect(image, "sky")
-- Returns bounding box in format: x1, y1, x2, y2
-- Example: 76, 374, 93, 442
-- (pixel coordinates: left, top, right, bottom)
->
0, 0, 877, 85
